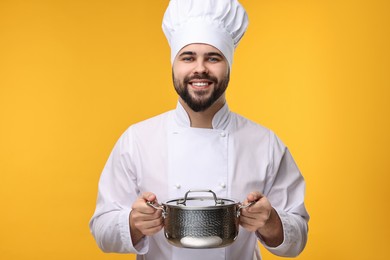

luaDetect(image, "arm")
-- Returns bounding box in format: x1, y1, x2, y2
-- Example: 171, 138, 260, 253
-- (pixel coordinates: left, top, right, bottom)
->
241, 133, 309, 257
89, 128, 155, 253
262, 144, 309, 256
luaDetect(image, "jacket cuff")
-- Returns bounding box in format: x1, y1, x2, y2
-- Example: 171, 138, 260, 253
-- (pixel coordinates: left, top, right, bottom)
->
256, 209, 301, 257
120, 208, 149, 254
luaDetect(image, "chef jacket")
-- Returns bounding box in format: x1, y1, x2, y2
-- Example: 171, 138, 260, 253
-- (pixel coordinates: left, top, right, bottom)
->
89, 102, 309, 260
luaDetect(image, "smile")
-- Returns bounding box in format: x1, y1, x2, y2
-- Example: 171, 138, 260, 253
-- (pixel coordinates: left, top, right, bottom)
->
189, 80, 213, 89
192, 82, 209, 87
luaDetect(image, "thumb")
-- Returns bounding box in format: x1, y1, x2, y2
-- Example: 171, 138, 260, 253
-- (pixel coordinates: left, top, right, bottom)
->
142, 192, 157, 202
247, 191, 263, 202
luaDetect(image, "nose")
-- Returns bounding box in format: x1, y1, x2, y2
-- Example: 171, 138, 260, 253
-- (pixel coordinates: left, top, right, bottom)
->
193, 60, 208, 74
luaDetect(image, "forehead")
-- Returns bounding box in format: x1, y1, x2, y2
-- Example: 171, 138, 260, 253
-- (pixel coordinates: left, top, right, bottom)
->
177, 43, 224, 56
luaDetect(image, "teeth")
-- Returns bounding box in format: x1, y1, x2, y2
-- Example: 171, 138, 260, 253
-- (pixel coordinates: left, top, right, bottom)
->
192, 82, 209, 87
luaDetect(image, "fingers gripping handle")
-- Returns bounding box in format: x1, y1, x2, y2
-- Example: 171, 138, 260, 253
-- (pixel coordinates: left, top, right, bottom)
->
146, 201, 167, 218
236, 201, 256, 218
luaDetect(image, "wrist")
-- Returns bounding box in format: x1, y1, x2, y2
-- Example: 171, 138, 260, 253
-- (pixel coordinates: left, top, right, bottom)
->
257, 208, 283, 247
129, 211, 145, 245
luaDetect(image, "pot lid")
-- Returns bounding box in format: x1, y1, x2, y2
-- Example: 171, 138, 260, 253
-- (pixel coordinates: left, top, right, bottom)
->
166, 197, 237, 207
165, 190, 237, 207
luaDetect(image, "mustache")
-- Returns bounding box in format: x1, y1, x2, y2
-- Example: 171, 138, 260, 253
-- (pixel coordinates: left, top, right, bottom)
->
184, 74, 218, 85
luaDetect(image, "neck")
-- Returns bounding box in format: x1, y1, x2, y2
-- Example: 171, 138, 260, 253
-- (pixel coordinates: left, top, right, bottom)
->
179, 95, 226, 129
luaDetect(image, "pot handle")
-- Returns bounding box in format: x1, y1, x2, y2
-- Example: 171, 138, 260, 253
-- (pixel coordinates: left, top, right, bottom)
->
236, 201, 256, 218
146, 201, 167, 218
178, 190, 223, 205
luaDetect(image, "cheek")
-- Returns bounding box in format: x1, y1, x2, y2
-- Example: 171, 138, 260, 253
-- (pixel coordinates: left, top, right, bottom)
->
172, 66, 188, 80
213, 64, 229, 77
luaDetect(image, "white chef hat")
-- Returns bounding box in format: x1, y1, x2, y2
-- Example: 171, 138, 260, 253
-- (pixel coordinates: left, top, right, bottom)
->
162, 0, 248, 69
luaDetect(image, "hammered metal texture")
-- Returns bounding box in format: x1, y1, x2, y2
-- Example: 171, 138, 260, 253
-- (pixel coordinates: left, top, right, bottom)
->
164, 206, 239, 240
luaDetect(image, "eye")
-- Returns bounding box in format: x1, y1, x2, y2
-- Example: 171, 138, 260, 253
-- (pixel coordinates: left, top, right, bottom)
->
181, 56, 194, 62
208, 57, 221, 63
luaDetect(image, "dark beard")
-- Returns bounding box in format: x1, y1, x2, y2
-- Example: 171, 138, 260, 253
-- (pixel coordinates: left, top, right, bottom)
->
173, 72, 230, 112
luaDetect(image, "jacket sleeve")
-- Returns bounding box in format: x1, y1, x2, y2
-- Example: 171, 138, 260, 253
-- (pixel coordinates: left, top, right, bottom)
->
259, 132, 310, 257
88, 127, 149, 254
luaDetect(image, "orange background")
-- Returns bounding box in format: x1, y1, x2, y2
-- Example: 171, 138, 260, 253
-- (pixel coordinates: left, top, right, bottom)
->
0, 0, 389, 259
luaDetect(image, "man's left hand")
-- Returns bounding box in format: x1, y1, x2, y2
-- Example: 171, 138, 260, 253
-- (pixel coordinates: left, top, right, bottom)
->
240, 191, 284, 247
240, 191, 272, 232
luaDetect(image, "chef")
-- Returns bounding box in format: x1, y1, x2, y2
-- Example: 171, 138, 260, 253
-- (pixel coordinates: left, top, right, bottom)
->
89, 0, 309, 259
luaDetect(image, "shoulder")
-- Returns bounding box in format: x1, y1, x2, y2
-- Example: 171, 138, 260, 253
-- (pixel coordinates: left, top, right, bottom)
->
133, 110, 171, 129
230, 112, 286, 149
231, 112, 271, 136
113, 110, 173, 154
122, 110, 173, 140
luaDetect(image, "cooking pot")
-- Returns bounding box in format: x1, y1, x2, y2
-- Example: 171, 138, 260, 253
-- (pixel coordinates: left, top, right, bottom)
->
147, 190, 254, 249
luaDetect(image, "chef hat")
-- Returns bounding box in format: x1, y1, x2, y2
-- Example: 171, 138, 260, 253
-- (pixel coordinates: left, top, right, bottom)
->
162, 0, 248, 69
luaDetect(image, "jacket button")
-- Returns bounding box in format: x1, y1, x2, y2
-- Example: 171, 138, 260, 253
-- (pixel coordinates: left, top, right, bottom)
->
220, 132, 226, 137
220, 183, 226, 188
174, 184, 181, 189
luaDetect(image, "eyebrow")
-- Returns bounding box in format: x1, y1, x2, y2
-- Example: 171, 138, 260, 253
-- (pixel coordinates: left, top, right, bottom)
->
178, 51, 196, 57
205, 52, 224, 58
178, 51, 224, 58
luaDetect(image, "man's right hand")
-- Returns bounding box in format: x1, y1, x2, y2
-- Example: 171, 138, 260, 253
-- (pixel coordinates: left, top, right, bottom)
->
129, 192, 164, 245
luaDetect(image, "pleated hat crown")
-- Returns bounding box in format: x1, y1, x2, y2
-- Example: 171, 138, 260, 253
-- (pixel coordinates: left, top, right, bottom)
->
162, 0, 249, 68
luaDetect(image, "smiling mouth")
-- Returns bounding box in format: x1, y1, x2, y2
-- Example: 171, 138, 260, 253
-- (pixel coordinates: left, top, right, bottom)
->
189, 80, 213, 89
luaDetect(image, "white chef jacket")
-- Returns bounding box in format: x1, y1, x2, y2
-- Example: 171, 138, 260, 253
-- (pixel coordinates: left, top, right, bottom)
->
89, 102, 309, 260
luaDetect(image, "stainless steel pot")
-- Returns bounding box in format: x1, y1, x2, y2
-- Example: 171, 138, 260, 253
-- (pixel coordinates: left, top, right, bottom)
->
147, 190, 254, 249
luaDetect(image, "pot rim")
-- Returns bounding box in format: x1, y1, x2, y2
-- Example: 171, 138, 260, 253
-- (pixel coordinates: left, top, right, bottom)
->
163, 196, 241, 210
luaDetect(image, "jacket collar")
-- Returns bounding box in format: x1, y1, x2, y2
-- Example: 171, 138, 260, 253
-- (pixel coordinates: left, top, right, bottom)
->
174, 101, 231, 130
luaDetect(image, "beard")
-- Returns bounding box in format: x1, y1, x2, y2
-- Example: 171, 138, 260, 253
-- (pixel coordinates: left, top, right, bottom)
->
173, 71, 230, 112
